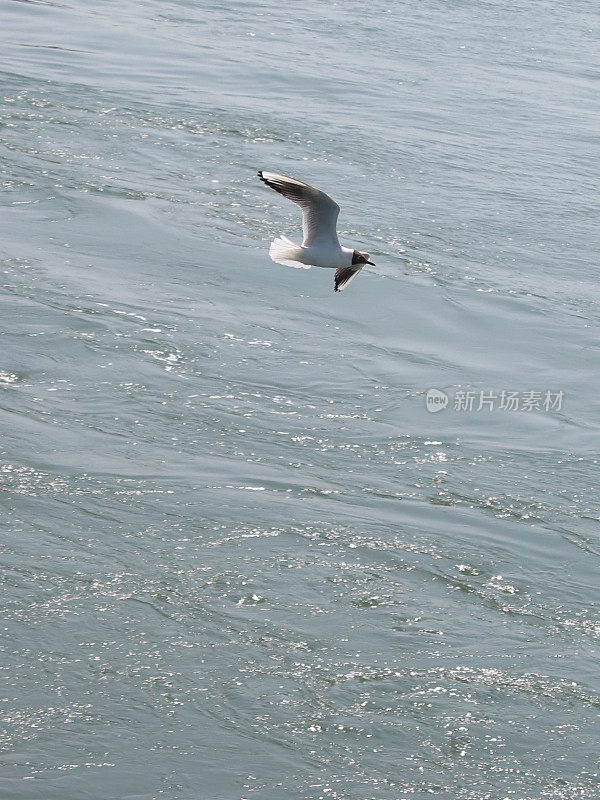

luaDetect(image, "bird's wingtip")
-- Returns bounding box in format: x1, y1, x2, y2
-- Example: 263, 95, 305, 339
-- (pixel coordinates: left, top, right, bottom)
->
334, 265, 362, 292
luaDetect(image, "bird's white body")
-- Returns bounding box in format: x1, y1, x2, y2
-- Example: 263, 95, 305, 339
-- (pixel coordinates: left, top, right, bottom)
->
259, 170, 374, 292
270, 237, 354, 270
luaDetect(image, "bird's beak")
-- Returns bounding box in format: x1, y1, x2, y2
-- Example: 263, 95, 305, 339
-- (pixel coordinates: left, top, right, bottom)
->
366, 260, 375, 266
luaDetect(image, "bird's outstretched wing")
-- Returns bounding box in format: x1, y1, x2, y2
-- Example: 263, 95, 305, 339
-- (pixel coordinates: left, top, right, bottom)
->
259, 171, 340, 248
334, 265, 362, 292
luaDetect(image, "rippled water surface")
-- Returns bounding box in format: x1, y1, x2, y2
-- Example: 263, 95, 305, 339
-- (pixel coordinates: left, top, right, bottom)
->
1, 1, 599, 798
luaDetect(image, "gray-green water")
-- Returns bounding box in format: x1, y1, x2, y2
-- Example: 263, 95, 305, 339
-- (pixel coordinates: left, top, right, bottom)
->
1, 1, 599, 798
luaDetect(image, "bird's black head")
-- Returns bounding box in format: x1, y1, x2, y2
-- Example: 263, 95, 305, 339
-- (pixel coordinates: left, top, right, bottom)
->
352, 249, 375, 266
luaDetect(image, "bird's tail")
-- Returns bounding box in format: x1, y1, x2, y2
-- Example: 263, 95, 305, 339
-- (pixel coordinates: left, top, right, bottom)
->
269, 236, 310, 269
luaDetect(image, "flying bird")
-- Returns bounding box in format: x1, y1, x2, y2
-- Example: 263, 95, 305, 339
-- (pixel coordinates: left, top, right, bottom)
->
258, 170, 375, 292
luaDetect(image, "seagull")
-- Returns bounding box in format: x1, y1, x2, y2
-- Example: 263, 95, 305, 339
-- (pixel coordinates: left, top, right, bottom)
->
258, 170, 375, 292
